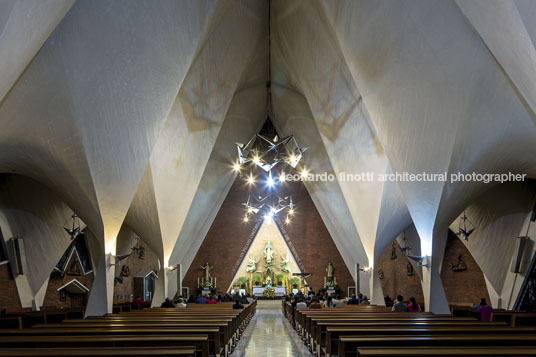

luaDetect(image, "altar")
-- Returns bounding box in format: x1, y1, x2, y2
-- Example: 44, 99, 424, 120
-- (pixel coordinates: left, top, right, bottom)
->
253, 286, 286, 297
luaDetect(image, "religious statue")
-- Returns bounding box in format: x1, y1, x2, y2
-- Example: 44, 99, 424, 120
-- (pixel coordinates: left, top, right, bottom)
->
199, 262, 215, 288
263, 241, 275, 267
280, 254, 290, 273
450, 255, 467, 272
407, 262, 414, 276
326, 262, 334, 279
246, 255, 257, 273
67, 260, 81, 276
378, 268, 385, 280
325, 262, 336, 287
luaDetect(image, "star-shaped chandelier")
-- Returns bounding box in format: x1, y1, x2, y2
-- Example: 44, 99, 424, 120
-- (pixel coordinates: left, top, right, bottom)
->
236, 132, 306, 172
243, 192, 294, 223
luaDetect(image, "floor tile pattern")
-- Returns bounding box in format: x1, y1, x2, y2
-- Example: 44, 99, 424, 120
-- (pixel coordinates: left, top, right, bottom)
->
231, 300, 313, 356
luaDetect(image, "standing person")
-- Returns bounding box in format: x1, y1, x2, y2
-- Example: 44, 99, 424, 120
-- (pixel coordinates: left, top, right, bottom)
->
475, 298, 493, 322
407, 297, 421, 312
392, 295, 408, 312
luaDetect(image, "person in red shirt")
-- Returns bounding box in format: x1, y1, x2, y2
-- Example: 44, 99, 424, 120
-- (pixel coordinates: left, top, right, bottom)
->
309, 298, 322, 309
207, 295, 218, 304
475, 298, 493, 321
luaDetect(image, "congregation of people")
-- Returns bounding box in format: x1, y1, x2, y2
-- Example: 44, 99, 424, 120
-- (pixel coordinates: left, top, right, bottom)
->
158, 291, 256, 310
285, 289, 493, 322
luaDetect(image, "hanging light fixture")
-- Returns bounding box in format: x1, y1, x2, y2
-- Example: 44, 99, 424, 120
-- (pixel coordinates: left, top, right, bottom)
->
456, 211, 475, 241
63, 213, 81, 241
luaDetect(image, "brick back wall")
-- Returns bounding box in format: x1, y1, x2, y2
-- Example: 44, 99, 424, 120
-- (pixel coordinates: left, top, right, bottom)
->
441, 230, 490, 306
0, 263, 23, 312
183, 172, 353, 296
377, 240, 425, 303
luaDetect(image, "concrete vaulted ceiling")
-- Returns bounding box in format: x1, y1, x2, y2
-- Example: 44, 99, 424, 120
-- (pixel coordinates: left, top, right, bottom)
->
0, 0, 535, 311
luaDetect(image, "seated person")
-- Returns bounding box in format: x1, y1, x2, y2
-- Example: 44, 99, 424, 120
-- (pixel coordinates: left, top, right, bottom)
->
332, 295, 345, 307
132, 296, 143, 310
196, 295, 208, 304
233, 300, 244, 309
246, 294, 255, 304
187, 295, 196, 303
296, 298, 307, 309
347, 294, 360, 305
323, 296, 334, 308
361, 295, 371, 305
161, 298, 175, 308
309, 298, 322, 309
207, 295, 218, 304
223, 293, 233, 302
175, 298, 187, 308
474, 298, 493, 322
392, 295, 408, 312
407, 296, 421, 312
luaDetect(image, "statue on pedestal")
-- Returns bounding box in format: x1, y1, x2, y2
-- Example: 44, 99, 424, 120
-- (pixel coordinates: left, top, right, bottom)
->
246, 255, 257, 273
263, 241, 274, 267
280, 254, 290, 273
199, 262, 215, 288
325, 262, 336, 287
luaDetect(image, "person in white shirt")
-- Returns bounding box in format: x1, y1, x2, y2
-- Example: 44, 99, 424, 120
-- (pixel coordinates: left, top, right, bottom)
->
332, 295, 345, 307
175, 298, 187, 308
296, 299, 307, 309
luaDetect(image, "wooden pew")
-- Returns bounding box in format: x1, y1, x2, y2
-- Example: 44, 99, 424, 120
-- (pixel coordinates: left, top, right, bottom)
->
0, 335, 209, 357
0, 346, 196, 356
0, 327, 220, 357
317, 321, 508, 356
325, 327, 536, 357
356, 346, 536, 356
339, 334, 536, 357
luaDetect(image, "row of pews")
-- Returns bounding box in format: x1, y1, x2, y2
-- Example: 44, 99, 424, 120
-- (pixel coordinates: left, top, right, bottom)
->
0, 301, 256, 356
284, 301, 536, 357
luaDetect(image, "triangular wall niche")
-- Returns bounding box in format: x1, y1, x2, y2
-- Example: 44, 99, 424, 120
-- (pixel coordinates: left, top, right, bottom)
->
227, 219, 302, 293
183, 167, 354, 296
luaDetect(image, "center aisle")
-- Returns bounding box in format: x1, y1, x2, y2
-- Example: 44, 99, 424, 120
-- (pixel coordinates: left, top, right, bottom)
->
231, 300, 313, 356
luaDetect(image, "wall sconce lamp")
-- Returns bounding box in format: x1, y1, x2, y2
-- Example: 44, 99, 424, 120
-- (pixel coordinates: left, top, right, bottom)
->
407, 255, 430, 268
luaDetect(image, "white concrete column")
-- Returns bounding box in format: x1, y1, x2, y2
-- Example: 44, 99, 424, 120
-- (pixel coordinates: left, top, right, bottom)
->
151, 266, 168, 307
369, 268, 385, 305
421, 229, 450, 313
85, 253, 115, 316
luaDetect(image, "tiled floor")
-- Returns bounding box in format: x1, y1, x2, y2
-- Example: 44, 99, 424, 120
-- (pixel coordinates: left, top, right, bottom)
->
231, 300, 313, 356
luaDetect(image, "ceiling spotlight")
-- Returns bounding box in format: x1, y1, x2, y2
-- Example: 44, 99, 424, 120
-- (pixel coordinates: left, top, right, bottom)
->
233, 162, 241, 172
253, 155, 260, 165
247, 174, 255, 184
279, 173, 286, 182
243, 216, 249, 223
289, 208, 294, 216
285, 217, 290, 224
247, 207, 253, 214
301, 168, 308, 178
